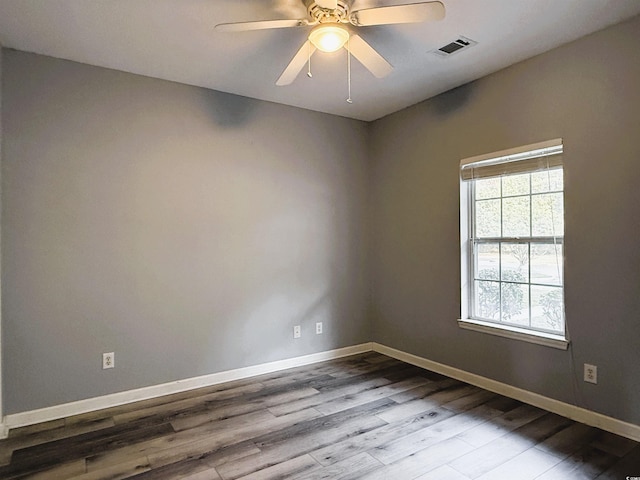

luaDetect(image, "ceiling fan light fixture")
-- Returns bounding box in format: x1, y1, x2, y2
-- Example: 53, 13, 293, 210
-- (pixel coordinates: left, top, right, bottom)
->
309, 24, 349, 53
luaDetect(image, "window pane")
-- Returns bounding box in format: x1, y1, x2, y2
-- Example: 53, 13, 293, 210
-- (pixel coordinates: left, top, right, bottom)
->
501, 243, 528, 283
475, 199, 501, 237
531, 285, 564, 333
502, 196, 530, 237
502, 173, 530, 197
476, 177, 500, 200
531, 169, 563, 193
475, 280, 500, 320
531, 244, 563, 286
532, 193, 564, 236
501, 283, 529, 326
476, 243, 499, 280
465, 147, 564, 337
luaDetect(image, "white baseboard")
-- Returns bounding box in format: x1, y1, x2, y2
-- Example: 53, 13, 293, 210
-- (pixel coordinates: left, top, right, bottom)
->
372, 342, 640, 442
5, 342, 639, 444
4, 343, 373, 433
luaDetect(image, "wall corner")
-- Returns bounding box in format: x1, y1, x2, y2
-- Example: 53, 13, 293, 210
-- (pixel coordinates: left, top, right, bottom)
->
0, 42, 5, 429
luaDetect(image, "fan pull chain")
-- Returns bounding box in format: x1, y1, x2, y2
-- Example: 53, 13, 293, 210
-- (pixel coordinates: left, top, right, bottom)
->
307, 41, 313, 78
347, 36, 353, 104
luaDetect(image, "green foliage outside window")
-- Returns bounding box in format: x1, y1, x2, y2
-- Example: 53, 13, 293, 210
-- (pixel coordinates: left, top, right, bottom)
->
477, 269, 525, 321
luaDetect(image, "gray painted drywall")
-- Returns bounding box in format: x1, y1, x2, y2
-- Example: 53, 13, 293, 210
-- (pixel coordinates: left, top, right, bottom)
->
370, 15, 640, 425
1, 50, 370, 414
0, 43, 4, 422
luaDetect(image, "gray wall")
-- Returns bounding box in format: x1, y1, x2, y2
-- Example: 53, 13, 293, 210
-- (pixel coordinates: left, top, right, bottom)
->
370, 15, 640, 425
0, 42, 3, 421
1, 51, 370, 414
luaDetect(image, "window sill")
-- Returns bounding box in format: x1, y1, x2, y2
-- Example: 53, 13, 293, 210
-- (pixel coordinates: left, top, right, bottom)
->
458, 318, 569, 350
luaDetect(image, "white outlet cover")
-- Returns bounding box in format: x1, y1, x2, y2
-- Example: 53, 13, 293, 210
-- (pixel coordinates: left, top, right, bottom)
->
293, 326, 301, 339
103, 352, 115, 369
584, 363, 597, 384
316, 322, 323, 334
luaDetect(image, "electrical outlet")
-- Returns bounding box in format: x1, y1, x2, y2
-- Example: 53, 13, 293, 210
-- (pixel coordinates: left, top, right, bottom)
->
103, 352, 115, 369
584, 363, 597, 384
293, 325, 301, 339
316, 322, 323, 334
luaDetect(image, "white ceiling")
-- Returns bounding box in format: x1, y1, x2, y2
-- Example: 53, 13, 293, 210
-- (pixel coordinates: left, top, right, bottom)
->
0, 0, 639, 121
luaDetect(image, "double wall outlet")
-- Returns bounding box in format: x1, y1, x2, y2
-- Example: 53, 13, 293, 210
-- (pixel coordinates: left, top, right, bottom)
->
103, 352, 115, 369
584, 363, 597, 384
293, 325, 301, 339
316, 322, 323, 334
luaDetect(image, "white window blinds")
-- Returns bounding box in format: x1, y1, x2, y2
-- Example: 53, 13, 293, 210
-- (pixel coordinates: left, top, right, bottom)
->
460, 138, 563, 181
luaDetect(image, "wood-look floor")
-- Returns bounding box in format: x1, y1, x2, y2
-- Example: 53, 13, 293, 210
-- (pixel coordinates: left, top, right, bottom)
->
1, 353, 639, 480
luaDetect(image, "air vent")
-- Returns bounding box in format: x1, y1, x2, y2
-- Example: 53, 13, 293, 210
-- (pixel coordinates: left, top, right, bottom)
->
432, 36, 477, 57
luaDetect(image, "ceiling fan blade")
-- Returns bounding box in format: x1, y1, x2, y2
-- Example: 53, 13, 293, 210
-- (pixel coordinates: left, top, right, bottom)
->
346, 35, 393, 78
316, 0, 338, 9
350, 1, 445, 27
276, 40, 317, 86
215, 19, 308, 32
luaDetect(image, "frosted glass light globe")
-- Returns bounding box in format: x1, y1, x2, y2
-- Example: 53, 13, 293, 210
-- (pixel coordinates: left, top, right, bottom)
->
309, 25, 349, 53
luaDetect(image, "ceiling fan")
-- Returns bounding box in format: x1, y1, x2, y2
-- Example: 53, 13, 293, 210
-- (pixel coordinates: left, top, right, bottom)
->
215, 0, 445, 86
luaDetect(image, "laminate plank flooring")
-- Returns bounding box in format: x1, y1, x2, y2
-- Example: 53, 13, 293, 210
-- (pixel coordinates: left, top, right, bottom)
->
1, 352, 638, 480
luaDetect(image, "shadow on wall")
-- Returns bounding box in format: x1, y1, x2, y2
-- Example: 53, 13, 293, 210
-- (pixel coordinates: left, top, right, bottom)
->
200, 27, 307, 128
431, 82, 476, 117
203, 90, 258, 128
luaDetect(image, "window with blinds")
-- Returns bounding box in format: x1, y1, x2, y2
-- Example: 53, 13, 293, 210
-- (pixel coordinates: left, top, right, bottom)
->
459, 139, 566, 344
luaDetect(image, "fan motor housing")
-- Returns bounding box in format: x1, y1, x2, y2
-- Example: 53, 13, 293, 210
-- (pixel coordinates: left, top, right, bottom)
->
306, 1, 350, 23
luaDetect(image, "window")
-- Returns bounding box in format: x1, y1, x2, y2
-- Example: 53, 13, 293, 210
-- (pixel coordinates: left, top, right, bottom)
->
459, 139, 567, 348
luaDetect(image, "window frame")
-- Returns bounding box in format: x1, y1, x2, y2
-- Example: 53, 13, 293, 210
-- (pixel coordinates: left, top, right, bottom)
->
459, 139, 569, 350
